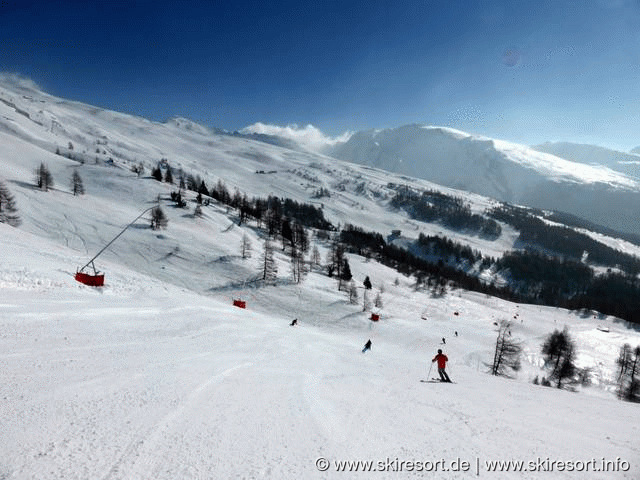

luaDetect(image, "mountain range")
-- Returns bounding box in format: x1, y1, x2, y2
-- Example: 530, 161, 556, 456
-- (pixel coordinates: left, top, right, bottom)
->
326, 125, 640, 235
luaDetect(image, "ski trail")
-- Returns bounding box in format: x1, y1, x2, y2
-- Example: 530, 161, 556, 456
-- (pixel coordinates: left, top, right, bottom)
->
100, 362, 252, 480
302, 372, 347, 444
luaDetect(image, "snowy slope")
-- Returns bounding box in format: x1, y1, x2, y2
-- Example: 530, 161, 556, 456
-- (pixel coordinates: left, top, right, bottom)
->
532, 141, 640, 180
0, 76, 525, 267
329, 125, 640, 235
1, 76, 640, 479
2, 211, 640, 479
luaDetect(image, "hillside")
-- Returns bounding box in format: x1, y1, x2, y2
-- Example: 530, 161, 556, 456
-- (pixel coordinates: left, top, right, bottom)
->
328, 125, 640, 235
1, 75, 640, 478
532, 142, 640, 180
2, 221, 640, 479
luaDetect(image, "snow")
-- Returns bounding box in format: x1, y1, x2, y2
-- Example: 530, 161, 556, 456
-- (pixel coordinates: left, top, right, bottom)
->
491, 139, 637, 188
330, 124, 640, 235
531, 141, 640, 180
1, 78, 640, 479
2, 225, 639, 479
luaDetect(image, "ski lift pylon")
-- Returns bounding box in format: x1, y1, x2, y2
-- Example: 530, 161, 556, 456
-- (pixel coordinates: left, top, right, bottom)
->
75, 206, 155, 287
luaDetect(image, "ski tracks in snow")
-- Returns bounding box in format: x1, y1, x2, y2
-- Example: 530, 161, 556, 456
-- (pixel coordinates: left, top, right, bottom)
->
99, 362, 252, 480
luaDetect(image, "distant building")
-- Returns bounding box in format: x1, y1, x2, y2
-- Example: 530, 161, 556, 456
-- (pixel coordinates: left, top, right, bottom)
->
391, 229, 401, 237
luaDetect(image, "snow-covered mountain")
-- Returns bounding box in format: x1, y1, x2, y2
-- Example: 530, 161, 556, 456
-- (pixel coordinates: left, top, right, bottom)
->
532, 141, 640, 180
1, 75, 640, 479
328, 125, 640, 235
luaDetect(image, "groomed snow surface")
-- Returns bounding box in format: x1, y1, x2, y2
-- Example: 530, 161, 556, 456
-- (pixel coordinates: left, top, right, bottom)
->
2, 223, 639, 480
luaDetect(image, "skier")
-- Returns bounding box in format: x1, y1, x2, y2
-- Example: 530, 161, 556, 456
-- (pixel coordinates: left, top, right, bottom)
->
290, 318, 298, 326
432, 349, 451, 382
362, 339, 372, 353
442, 337, 446, 344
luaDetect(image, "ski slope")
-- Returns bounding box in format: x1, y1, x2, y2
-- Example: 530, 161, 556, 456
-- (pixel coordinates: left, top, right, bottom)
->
1, 223, 639, 479
1, 76, 639, 479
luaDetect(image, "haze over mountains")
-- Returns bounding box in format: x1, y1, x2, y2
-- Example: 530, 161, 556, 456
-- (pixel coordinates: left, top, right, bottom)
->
324, 125, 640, 236
531, 141, 640, 179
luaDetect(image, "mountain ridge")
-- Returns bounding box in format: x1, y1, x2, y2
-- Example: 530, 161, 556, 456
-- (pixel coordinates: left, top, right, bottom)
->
327, 124, 640, 235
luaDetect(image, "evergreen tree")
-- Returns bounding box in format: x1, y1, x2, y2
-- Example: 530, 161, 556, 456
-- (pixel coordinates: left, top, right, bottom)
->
239, 195, 250, 225
340, 258, 352, 291
327, 239, 344, 278
541, 327, 577, 389
0, 180, 21, 226
185, 174, 197, 191
213, 179, 229, 203
231, 189, 242, 208
281, 218, 293, 251
172, 190, 186, 208
151, 164, 163, 182
70, 170, 85, 196
35, 163, 54, 191
198, 180, 209, 197
164, 165, 173, 184
150, 206, 168, 230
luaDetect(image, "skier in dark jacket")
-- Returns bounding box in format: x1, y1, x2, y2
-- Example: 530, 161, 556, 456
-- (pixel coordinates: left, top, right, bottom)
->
432, 349, 451, 382
362, 339, 372, 353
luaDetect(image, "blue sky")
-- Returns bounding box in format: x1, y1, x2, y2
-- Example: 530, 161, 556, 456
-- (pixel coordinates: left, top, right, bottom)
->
2, 0, 640, 150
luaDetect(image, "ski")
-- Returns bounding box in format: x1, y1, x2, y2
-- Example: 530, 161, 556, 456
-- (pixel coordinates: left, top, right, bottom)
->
421, 379, 455, 384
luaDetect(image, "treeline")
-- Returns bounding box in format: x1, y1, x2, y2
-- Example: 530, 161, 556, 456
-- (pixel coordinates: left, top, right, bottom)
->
496, 251, 640, 322
149, 159, 640, 324
340, 224, 518, 300
341, 225, 640, 323
544, 210, 640, 248
497, 251, 593, 302
389, 186, 501, 238
150, 160, 332, 232
570, 273, 640, 324
488, 204, 640, 274
416, 234, 486, 266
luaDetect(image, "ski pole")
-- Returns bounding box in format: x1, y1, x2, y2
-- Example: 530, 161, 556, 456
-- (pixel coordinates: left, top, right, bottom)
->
427, 361, 433, 380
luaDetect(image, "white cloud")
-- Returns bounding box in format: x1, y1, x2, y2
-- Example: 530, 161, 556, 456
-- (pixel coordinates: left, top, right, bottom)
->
240, 122, 352, 152
0, 73, 43, 92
